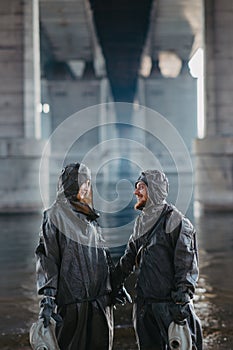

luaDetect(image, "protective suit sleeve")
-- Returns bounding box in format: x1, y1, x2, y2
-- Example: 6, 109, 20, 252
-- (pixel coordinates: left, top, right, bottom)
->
112, 235, 137, 290
172, 218, 199, 303
35, 211, 61, 296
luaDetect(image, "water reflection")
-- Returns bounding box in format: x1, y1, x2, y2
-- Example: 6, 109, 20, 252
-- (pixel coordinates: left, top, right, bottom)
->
0, 214, 41, 335
196, 212, 233, 299
195, 212, 233, 349
0, 211, 232, 349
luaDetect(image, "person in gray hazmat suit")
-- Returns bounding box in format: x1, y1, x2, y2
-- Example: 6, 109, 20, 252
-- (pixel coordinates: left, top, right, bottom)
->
36, 162, 120, 350
112, 170, 203, 350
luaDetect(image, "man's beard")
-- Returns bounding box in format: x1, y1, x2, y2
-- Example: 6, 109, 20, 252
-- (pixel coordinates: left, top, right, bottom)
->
134, 198, 147, 210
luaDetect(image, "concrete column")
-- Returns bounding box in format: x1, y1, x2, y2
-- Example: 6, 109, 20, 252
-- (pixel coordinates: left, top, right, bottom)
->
194, 0, 233, 211
0, 0, 48, 212
23, 0, 41, 139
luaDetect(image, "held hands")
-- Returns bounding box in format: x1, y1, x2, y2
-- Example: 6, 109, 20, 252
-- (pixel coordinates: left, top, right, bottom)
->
39, 296, 62, 327
111, 285, 132, 306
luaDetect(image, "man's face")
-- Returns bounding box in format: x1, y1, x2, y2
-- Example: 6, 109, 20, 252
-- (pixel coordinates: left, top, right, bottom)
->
134, 181, 148, 210
77, 179, 92, 206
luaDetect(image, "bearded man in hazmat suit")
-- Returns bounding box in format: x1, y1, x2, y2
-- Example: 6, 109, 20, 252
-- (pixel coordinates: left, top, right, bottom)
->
112, 170, 203, 350
36, 163, 115, 350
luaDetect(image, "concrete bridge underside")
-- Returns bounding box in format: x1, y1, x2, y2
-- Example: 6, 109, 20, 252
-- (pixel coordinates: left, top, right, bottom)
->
0, 0, 232, 213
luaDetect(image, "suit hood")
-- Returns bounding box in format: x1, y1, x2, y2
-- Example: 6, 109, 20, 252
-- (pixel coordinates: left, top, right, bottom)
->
133, 170, 169, 239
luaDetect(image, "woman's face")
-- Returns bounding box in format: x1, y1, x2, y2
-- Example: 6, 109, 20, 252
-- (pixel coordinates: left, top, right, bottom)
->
77, 179, 93, 206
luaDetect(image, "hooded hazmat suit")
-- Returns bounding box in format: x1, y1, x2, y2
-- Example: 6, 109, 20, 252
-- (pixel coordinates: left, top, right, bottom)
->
112, 170, 203, 350
36, 163, 114, 350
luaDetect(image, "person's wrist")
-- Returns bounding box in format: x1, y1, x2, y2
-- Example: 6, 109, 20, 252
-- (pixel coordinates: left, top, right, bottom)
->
171, 290, 190, 304
43, 288, 56, 298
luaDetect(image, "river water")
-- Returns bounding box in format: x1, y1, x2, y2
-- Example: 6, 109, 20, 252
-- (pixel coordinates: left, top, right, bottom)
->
0, 211, 232, 349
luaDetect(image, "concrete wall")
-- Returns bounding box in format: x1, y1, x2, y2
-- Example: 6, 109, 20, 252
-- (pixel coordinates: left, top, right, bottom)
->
144, 73, 197, 153
0, 139, 48, 212
142, 72, 197, 217
46, 79, 106, 203
44, 71, 197, 220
